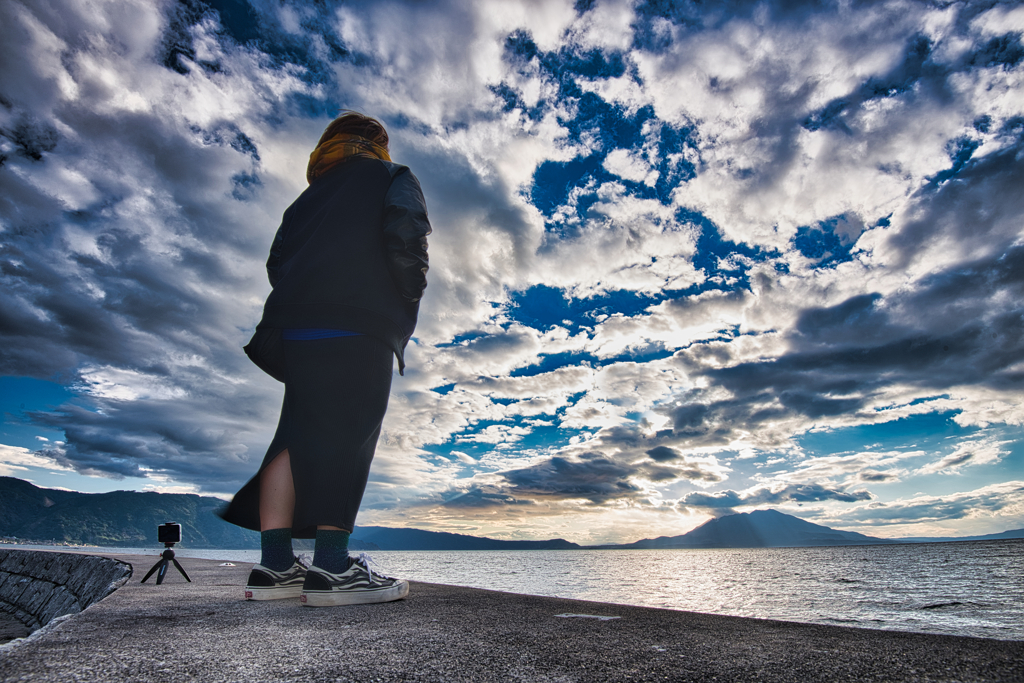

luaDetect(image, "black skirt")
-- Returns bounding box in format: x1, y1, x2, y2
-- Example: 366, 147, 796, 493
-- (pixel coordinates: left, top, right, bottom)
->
220, 335, 394, 537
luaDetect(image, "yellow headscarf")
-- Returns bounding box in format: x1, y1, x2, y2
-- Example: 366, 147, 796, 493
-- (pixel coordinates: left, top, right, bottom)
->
306, 133, 392, 184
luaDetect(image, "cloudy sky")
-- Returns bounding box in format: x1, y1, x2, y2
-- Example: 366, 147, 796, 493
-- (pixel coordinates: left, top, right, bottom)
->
2, 0, 1022, 544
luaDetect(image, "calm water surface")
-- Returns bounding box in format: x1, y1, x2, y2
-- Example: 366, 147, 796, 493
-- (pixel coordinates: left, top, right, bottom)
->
41, 539, 1023, 640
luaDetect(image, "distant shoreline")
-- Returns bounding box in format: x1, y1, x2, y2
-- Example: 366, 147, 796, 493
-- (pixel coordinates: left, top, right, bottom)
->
5, 477, 1020, 551
4, 536, 1021, 554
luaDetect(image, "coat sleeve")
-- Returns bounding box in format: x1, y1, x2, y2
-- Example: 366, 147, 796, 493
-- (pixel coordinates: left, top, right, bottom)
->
382, 167, 431, 302
265, 205, 293, 288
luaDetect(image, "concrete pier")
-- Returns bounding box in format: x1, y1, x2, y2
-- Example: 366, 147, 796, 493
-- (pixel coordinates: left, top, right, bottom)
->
1, 551, 1021, 682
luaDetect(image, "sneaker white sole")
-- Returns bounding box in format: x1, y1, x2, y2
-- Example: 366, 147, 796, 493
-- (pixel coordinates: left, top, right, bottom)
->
245, 585, 304, 600
300, 579, 410, 606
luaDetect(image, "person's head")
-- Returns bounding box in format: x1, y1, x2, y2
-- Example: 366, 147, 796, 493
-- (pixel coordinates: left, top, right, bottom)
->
317, 112, 389, 150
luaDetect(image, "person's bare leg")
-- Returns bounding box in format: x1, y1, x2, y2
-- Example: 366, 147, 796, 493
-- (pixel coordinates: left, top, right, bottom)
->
259, 450, 345, 531
260, 449, 295, 531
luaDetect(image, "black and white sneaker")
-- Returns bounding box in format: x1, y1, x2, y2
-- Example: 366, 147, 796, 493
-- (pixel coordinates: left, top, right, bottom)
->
301, 553, 409, 606
245, 557, 308, 600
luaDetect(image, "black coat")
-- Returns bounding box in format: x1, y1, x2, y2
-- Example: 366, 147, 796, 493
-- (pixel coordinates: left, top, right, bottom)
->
245, 157, 431, 377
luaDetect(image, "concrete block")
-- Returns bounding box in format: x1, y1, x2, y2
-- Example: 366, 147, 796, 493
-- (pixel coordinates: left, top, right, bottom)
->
0, 598, 38, 630
21, 582, 51, 616
6, 577, 34, 604
0, 551, 29, 574
0, 550, 132, 639
39, 589, 79, 624
45, 557, 73, 586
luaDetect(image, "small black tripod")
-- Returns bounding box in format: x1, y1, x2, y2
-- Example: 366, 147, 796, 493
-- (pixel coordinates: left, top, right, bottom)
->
141, 543, 192, 585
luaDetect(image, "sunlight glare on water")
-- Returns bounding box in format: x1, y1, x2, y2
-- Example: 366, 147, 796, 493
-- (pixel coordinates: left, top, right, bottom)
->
69, 539, 1023, 640
364, 540, 1023, 640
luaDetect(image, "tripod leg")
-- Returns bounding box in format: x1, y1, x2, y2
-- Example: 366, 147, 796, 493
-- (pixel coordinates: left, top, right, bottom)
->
141, 559, 165, 583
171, 557, 192, 582
156, 559, 169, 585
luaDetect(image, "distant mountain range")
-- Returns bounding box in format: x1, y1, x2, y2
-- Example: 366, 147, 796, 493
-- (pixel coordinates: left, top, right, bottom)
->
0, 476, 260, 548
2, 477, 1021, 550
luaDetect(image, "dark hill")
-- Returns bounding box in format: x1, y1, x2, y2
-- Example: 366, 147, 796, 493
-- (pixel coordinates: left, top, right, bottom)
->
351, 526, 580, 551
0, 476, 258, 548
605, 509, 895, 549
0, 475, 81, 533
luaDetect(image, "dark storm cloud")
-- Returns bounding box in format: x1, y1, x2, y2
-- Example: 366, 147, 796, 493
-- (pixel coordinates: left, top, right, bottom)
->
646, 445, 679, 461
439, 449, 725, 507
806, 247, 1024, 389
883, 141, 1024, 269
680, 484, 871, 511
501, 451, 641, 503
1, 114, 59, 161
26, 388, 276, 489
835, 483, 1024, 526
656, 240, 1024, 449
798, 17, 1024, 139
438, 487, 534, 509
0, 0, 299, 489
857, 470, 899, 483
0, 215, 257, 377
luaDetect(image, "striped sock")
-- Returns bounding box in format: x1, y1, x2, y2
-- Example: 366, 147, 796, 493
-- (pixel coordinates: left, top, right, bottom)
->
260, 528, 294, 572
313, 529, 351, 574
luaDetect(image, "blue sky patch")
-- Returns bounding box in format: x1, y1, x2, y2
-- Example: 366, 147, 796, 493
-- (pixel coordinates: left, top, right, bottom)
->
969, 33, 1024, 70
509, 351, 598, 379
928, 137, 981, 186
531, 154, 609, 219
792, 216, 858, 268
231, 172, 262, 201
797, 410, 974, 454
682, 208, 779, 290
0, 377, 73, 450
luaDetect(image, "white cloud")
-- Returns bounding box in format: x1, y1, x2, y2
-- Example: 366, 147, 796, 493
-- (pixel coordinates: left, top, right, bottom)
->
0, 443, 71, 477
918, 437, 1008, 475
971, 4, 1024, 36
603, 147, 657, 185
812, 481, 1024, 538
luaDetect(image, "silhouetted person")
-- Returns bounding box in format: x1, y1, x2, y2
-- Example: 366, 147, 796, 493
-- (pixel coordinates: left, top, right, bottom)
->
220, 112, 431, 606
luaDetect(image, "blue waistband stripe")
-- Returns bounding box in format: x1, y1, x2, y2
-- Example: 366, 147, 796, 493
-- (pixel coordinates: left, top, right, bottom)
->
281, 329, 363, 341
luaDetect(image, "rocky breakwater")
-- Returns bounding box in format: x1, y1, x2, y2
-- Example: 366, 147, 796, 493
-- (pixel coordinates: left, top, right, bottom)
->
0, 549, 131, 645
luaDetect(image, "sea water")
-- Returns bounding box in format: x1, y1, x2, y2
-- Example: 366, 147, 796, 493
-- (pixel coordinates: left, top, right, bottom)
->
32, 539, 1023, 640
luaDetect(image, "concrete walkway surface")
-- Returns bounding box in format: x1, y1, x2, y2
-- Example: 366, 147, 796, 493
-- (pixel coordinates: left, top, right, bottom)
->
1, 553, 1022, 682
